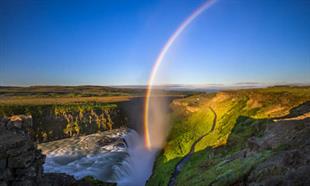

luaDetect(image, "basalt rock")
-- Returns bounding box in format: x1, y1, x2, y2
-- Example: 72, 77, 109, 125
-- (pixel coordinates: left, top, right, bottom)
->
0, 116, 45, 185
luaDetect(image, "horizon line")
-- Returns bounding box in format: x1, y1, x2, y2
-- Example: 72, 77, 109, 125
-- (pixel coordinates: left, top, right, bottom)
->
1, 82, 309, 87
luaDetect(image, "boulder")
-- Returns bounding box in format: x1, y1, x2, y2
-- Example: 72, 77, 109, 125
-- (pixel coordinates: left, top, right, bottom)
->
7, 115, 32, 130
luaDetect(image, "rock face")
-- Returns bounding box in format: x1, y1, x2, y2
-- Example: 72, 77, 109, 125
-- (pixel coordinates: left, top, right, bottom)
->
0, 116, 45, 185
0, 104, 127, 143
0, 116, 116, 186
245, 117, 310, 185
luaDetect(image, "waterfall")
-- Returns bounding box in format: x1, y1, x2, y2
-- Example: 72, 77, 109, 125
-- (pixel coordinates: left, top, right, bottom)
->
38, 128, 157, 186
38, 129, 128, 182
117, 129, 157, 186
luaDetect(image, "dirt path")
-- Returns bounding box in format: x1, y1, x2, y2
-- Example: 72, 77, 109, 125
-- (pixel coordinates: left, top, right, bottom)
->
168, 107, 217, 186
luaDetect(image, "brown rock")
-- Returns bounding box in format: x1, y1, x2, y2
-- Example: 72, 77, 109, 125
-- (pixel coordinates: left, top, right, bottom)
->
7, 115, 33, 130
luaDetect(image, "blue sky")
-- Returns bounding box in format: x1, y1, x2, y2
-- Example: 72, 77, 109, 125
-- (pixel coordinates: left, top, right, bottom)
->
1, 0, 309, 86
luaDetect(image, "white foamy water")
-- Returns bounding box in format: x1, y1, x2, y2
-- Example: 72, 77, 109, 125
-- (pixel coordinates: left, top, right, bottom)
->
117, 130, 157, 186
38, 128, 158, 186
38, 128, 130, 182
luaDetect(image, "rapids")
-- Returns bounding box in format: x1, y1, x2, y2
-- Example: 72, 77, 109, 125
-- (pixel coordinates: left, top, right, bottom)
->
38, 128, 156, 186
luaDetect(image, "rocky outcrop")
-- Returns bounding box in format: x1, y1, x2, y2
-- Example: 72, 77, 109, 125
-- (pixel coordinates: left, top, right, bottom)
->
208, 112, 310, 186
245, 117, 310, 185
6, 115, 33, 132
0, 116, 116, 186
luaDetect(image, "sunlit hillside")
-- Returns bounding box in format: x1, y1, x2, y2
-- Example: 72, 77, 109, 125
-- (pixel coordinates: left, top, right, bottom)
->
148, 86, 310, 185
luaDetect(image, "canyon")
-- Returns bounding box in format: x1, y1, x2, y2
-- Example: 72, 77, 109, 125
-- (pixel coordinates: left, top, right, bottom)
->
1, 86, 310, 186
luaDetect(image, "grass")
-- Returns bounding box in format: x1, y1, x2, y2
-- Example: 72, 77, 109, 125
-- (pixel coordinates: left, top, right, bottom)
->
0, 85, 138, 106
0, 85, 143, 97
0, 85, 189, 106
0, 85, 191, 106
176, 150, 272, 186
0, 96, 134, 106
147, 86, 310, 186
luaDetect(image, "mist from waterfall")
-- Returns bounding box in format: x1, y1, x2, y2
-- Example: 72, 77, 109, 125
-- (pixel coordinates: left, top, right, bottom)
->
117, 95, 170, 185
117, 130, 157, 186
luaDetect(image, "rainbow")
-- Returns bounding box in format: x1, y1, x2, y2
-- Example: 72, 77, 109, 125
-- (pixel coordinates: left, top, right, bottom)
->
144, 0, 218, 150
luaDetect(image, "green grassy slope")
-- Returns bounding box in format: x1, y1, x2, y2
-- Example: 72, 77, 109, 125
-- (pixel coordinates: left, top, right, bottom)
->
147, 86, 310, 186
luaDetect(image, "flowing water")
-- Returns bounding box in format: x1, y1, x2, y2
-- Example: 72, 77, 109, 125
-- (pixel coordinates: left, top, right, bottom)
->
38, 128, 156, 185
118, 130, 157, 186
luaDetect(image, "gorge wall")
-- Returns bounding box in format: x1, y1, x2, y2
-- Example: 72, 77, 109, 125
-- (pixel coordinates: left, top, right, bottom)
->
0, 96, 178, 143
0, 103, 128, 143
